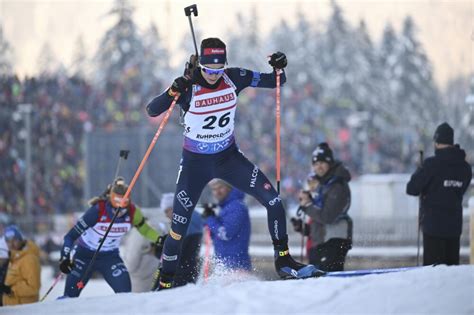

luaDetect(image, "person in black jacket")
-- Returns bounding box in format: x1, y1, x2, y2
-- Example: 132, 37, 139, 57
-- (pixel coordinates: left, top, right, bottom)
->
294, 143, 353, 271
407, 122, 472, 266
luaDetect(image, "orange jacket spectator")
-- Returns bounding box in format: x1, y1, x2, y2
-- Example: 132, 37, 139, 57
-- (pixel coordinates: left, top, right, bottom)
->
3, 226, 41, 306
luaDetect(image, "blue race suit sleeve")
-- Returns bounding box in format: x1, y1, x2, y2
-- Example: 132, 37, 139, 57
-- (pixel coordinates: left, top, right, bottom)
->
63, 205, 99, 249
146, 87, 187, 117
206, 202, 246, 241
225, 67, 287, 95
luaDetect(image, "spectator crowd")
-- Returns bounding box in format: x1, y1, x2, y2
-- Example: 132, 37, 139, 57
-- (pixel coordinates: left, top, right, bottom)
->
0, 68, 435, 221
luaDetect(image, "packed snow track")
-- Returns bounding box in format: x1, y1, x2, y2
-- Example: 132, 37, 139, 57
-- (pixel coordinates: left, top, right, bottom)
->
3, 265, 473, 314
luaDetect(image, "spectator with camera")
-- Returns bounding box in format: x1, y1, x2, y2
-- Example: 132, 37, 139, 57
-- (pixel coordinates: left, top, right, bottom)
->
293, 143, 352, 272
203, 179, 251, 271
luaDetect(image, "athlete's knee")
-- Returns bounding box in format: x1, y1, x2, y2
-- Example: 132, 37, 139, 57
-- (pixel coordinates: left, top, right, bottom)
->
109, 263, 131, 293
248, 168, 279, 203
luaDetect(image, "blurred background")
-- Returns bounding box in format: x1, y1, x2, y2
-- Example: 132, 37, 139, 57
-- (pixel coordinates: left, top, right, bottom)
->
0, 0, 473, 276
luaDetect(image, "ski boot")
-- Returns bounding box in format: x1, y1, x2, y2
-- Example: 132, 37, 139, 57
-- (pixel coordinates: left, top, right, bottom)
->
152, 269, 175, 291
273, 237, 325, 279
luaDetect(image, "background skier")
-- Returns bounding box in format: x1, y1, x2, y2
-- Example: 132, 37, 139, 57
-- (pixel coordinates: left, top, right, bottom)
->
58, 178, 166, 297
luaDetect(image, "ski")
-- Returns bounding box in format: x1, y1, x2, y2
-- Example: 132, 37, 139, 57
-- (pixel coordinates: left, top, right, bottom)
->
323, 266, 421, 278
279, 266, 422, 280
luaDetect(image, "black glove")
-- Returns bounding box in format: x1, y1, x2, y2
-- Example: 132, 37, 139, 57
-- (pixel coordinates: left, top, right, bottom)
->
59, 258, 74, 274
201, 203, 217, 219
152, 234, 168, 259
59, 246, 74, 274
291, 217, 303, 233
268, 51, 287, 69
184, 54, 198, 77
170, 76, 191, 95
0, 284, 11, 295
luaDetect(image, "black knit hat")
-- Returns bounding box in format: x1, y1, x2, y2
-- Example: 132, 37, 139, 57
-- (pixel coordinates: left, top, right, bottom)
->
200, 38, 227, 65
312, 142, 334, 164
433, 122, 454, 145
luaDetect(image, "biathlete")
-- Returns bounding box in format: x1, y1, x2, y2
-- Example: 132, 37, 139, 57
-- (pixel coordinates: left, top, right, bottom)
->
58, 178, 166, 297
146, 37, 320, 290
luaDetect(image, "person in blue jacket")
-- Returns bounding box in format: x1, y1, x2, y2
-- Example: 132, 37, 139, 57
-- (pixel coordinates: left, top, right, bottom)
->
147, 37, 317, 289
203, 179, 251, 271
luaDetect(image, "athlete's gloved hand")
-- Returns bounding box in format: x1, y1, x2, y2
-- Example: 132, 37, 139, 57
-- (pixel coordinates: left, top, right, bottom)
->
201, 203, 217, 219
59, 257, 74, 274
184, 54, 198, 78
169, 76, 191, 96
0, 284, 11, 295
59, 246, 74, 274
268, 52, 287, 69
152, 234, 168, 259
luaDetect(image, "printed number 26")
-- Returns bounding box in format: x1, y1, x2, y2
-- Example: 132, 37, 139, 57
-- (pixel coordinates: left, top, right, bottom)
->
203, 112, 231, 130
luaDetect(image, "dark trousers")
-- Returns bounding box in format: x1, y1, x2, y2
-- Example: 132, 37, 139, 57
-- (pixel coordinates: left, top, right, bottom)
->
64, 246, 131, 297
161, 143, 287, 275
423, 233, 460, 266
308, 238, 352, 272
174, 234, 202, 287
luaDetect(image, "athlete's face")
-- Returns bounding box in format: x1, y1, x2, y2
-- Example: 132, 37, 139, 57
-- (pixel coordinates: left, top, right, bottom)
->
201, 63, 225, 85
110, 191, 129, 209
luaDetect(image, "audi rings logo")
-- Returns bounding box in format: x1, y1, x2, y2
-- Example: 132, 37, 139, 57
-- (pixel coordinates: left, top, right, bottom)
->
173, 213, 188, 225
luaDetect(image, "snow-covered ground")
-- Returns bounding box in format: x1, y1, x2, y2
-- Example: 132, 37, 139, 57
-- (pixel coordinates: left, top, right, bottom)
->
3, 265, 474, 314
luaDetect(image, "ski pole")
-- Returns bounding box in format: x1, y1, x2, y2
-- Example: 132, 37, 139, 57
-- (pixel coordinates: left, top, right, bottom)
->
300, 211, 306, 262
275, 70, 281, 195
40, 272, 63, 302
77, 95, 180, 290
416, 150, 424, 266
203, 227, 211, 283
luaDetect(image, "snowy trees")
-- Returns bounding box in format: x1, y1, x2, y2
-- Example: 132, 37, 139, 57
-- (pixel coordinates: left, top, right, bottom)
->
227, 7, 266, 70
392, 17, 441, 148
94, 0, 145, 83
70, 35, 88, 78
142, 23, 169, 81
37, 42, 60, 76
2, 0, 464, 175
259, 1, 447, 173
0, 25, 13, 76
